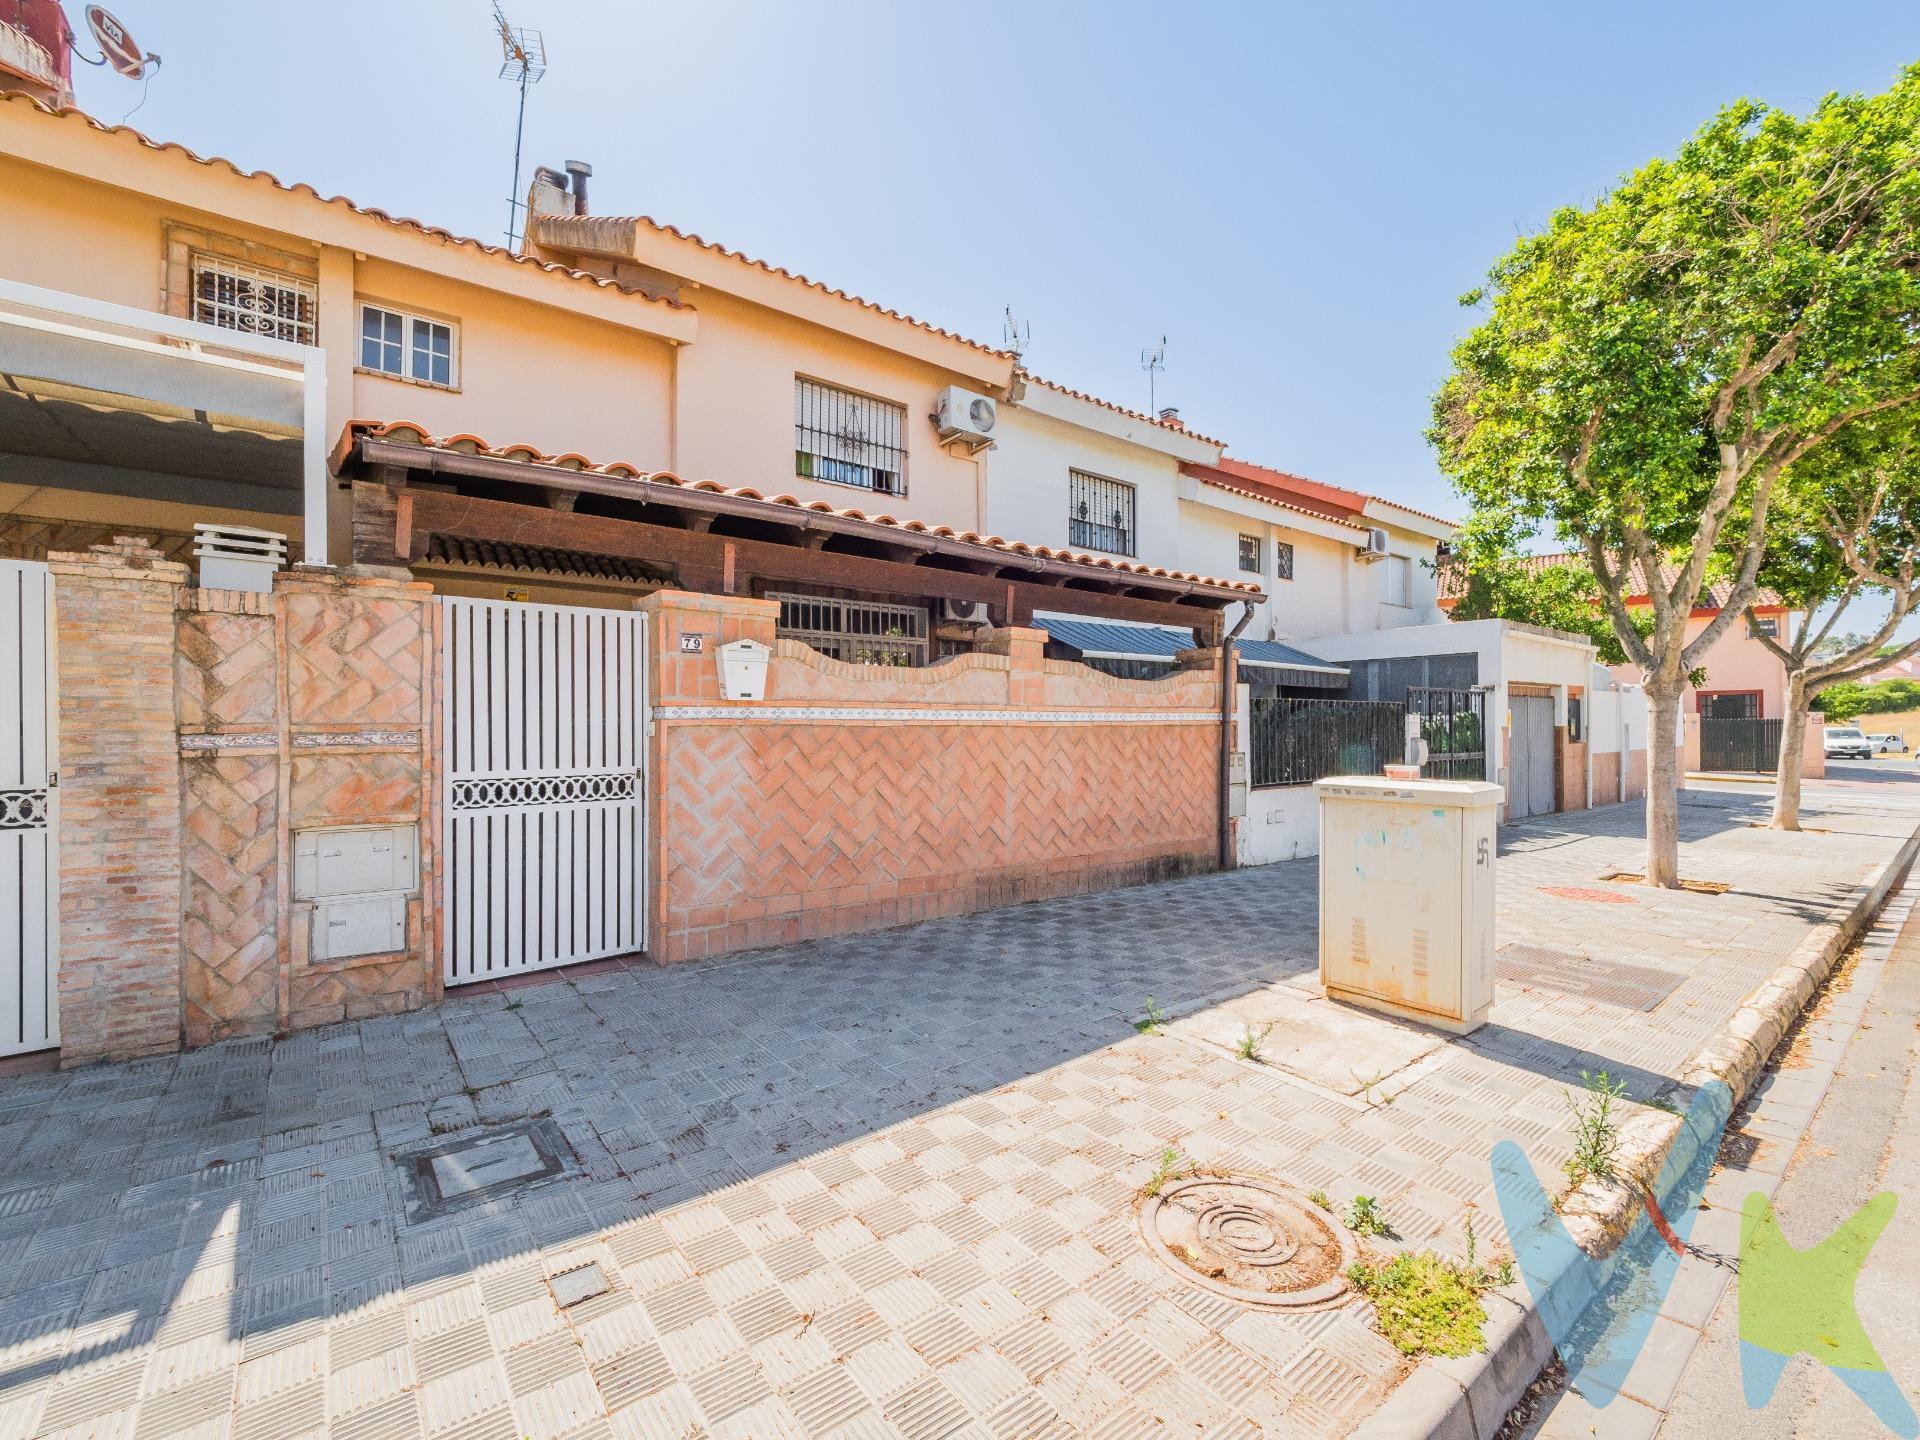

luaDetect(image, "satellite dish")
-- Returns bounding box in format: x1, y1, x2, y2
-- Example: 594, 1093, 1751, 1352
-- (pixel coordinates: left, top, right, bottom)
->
85, 6, 154, 79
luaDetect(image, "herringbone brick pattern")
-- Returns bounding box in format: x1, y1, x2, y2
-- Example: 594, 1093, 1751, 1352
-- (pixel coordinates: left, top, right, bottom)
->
290, 753, 422, 825
286, 593, 427, 727
175, 610, 276, 729
180, 754, 280, 1046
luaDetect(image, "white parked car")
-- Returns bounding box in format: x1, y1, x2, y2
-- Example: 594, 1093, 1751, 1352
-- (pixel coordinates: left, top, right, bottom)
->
1868, 732, 1908, 754
1825, 726, 1875, 759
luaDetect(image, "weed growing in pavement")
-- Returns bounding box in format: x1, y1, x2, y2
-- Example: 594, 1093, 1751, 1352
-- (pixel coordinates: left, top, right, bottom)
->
1235, 1022, 1275, 1061
1347, 1251, 1492, 1357
1143, 1146, 1198, 1198
1357, 1068, 1396, 1107
1308, 1188, 1332, 1211
1344, 1194, 1393, 1238
1564, 1070, 1631, 1186
1136, 997, 1168, 1034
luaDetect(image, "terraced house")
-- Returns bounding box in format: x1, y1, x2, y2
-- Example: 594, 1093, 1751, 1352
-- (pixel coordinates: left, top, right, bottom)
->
0, 76, 1451, 1065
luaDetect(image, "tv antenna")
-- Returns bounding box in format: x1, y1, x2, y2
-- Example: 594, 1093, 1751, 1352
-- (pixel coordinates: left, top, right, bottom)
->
1140, 336, 1167, 414
1002, 306, 1031, 358
494, 2, 548, 247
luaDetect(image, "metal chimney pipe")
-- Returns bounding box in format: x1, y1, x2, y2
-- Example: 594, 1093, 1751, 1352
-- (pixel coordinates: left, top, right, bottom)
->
564, 160, 593, 216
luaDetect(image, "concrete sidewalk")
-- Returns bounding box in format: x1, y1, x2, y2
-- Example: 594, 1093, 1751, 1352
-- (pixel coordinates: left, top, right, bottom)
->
0, 780, 1916, 1439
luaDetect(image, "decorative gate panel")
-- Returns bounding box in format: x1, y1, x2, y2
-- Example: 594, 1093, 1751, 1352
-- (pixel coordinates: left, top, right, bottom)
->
442, 599, 645, 986
0, 561, 57, 1056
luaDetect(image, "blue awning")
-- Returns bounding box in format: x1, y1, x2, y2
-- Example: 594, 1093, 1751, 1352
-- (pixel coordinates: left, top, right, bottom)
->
1035, 618, 1349, 689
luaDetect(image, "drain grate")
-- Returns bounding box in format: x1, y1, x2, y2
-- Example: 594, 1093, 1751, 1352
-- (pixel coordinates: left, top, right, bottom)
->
1496, 944, 1684, 1011
1138, 1176, 1354, 1309
396, 1116, 575, 1221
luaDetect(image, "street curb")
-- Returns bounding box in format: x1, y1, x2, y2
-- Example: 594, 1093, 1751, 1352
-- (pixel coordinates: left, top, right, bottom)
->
1349, 820, 1920, 1440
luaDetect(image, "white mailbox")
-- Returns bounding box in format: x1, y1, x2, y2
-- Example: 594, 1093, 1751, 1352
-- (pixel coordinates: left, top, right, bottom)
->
718, 638, 771, 701
311, 893, 408, 961
293, 824, 418, 900
1313, 776, 1503, 1035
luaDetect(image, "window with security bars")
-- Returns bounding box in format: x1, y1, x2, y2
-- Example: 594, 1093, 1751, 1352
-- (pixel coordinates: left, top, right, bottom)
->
1275, 541, 1295, 580
191, 257, 317, 344
1238, 534, 1261, 573
1068, 470, 1136, 556
794, 378, 907, 495
771, 592, 929, 667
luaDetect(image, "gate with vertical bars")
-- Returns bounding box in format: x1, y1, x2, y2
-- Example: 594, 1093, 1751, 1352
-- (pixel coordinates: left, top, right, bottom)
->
0, 561, 57, 1055
441, 598, 647, 985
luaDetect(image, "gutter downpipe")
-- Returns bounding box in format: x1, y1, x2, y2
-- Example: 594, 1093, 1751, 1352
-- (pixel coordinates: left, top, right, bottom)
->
1219, 600, 1257, 870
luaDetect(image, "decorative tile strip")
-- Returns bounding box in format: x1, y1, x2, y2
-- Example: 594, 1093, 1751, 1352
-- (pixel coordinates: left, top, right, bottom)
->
179, 732, 277, 752
451, 773, 638, 811
292, 731, 421, 749
0, 789, 49, 831
652, 705, 1217, 725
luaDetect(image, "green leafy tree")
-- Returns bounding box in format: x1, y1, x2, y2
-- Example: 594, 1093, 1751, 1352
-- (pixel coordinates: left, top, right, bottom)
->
1432, 65, 1920, 886
1445, 550, 1647, 665
1750, 413, 1920, 827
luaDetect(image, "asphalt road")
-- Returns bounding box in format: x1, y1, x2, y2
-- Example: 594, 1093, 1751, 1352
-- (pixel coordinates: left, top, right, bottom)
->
1655, 883, 1920, 1438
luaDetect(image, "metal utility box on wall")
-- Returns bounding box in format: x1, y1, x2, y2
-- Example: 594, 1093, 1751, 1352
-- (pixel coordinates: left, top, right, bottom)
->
1313, 777, 1503, 1035
294, 825, 418, 899
293, 824, 419, 962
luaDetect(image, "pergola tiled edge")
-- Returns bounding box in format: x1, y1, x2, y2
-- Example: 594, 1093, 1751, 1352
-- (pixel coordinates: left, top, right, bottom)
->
332, 420, 1260, 638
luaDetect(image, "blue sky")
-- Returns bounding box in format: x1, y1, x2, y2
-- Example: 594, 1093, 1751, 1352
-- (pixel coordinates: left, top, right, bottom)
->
67, 1, 1917, 533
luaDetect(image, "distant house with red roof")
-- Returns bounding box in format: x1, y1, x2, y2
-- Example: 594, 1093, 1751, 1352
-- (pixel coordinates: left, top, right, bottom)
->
1438, 551, 1801, 720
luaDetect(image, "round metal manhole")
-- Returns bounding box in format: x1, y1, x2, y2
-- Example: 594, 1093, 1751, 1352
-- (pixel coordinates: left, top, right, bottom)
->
1138, 1176, 1355, 1308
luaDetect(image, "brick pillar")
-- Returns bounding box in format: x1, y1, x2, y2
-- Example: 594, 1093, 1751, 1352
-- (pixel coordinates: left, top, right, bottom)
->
981, 626, 1048, 706
48, 538, 189, 1064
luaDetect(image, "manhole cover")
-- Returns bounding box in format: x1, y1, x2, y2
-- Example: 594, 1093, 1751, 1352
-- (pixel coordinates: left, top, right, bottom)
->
1138, 1176, 1354, 1308
396, 1116, 575, 1222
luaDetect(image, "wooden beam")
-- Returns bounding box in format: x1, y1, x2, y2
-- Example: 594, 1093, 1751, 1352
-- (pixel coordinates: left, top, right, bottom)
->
393, 489, 1227, 629
352, 436, 1253, 606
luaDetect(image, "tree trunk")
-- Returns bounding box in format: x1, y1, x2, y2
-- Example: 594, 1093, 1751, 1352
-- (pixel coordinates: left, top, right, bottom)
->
1771, 671, 1809, 831
1643, 680, 1683, 887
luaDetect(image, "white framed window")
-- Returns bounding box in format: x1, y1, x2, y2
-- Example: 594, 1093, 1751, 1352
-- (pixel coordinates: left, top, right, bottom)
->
1238, 534, 1262, 573
1068, 469, 1137, 556
191, 256, 316, 344
1384, 554, 1413, 607
358, 303, 458, 388
794, 378, 907, 495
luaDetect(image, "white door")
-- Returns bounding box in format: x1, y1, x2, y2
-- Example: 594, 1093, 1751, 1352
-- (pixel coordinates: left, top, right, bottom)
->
0, 561, 57, 1055
1508, 696, 1557, 821
442, 599, 646, 985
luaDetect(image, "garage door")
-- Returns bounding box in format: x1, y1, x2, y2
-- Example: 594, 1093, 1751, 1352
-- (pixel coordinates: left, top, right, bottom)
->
1508, 695, 1557, 821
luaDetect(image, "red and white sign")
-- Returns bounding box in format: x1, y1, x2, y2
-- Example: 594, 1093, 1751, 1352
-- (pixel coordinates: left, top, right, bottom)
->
84, 5, 146, 79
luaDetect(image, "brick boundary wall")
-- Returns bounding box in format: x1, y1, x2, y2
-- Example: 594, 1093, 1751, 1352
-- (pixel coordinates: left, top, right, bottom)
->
639, 590, 1224, 964
48, 540, 438, 1065
48, 539, 189, 1064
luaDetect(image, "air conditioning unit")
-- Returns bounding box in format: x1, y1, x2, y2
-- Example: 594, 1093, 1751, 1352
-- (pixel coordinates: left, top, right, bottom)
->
941, 597, 992, 626
1356, 527, 1391, 562
934, 386, 997, 449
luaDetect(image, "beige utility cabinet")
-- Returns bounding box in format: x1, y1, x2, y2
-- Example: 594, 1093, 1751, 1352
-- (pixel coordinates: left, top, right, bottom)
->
1312, 777, 1503, 1035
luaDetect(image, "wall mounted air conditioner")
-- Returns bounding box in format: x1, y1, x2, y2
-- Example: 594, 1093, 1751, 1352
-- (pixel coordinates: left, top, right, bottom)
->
1356, 526, 1391, 562
934, 386, 997, 450
941, 597, 991, 626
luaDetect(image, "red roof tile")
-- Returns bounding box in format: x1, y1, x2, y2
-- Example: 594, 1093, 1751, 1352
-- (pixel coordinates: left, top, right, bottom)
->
1, 94, 690, 313
1436, 551, 1788, 610
338, 420, 1262, 598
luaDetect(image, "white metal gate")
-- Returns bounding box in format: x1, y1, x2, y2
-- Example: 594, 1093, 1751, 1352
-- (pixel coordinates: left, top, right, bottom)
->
442, 599, 646, 985
1, 561, 57, 1056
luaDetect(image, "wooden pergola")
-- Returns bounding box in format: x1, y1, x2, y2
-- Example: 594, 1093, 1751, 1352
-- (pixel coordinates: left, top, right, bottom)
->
335, 423, 1260, 642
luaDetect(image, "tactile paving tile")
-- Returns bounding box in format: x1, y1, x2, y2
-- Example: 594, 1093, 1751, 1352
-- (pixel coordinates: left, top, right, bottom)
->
1496, 942, 1686, 1010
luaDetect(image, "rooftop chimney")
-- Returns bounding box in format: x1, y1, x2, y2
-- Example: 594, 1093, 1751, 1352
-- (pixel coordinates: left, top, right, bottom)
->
564, 160, 593, 216
1157, 406, 1183, 429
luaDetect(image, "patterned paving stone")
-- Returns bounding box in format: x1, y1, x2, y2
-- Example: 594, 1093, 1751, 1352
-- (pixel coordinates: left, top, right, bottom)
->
0, 783, 1914, 1437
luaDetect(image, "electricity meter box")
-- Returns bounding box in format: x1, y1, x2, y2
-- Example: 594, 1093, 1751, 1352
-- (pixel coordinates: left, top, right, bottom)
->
1312, 777, 1503, 1035
293, 824, 420, 962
